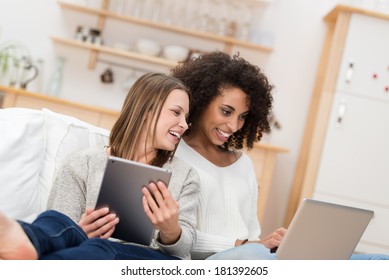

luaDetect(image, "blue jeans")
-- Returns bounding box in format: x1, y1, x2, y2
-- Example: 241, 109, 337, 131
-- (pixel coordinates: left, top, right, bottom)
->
206, 243, 389, 260
349, 254, 389, 260
19, 210, 179, 260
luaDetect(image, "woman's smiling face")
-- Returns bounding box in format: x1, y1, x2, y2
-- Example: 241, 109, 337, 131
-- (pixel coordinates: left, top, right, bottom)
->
198, 87, 249, 145
152, 88, 189, 151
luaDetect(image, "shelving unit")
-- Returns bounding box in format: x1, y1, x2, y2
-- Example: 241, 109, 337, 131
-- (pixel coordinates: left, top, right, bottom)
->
54, 0, 273, 70
50, 36, 178, 68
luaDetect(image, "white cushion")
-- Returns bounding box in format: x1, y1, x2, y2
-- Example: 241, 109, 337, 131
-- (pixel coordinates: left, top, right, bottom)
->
0, 108, 46, 222
0, 107, 110, 222
38, 109, 110, 215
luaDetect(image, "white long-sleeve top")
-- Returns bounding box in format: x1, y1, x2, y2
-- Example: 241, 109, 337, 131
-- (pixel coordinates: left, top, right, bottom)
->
175, 140, 261, 257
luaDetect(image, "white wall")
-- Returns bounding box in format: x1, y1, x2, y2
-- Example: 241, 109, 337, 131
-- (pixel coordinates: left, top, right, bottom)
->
1, 0, 344, 235
252, 0, 340, 235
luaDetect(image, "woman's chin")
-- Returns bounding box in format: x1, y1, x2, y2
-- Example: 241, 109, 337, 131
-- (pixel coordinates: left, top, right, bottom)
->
158, 142, 176, 152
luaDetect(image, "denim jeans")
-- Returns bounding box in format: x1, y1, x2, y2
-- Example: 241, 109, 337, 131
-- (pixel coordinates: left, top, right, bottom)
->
349, 254, 389, 260
206, 243, 389, 260
19, 210, 179, 260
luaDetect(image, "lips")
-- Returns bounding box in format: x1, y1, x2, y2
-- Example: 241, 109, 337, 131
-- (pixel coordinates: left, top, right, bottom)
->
215, 128, 231, 142
168, 130, 182, 144
169, 130, 181, 140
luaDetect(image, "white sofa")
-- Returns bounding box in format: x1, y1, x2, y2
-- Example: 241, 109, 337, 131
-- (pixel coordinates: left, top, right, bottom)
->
0, 107, 110, 222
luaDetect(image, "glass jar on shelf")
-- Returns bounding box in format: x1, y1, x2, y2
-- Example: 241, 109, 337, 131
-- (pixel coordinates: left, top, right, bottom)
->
45, 56, 65, 97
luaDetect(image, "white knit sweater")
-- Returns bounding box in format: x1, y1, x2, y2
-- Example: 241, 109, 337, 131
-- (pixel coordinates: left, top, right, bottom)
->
175, 140, 261, 258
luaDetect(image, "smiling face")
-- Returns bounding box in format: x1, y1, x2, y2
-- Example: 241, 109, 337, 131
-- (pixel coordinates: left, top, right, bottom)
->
198, 87, 249, 146
152, 88, 189, 151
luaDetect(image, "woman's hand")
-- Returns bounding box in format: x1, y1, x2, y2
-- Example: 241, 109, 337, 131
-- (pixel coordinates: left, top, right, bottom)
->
259, 227, 287, 249
235, 227, 286, 250
142, 181, 181, 245
78, 207, 119, 239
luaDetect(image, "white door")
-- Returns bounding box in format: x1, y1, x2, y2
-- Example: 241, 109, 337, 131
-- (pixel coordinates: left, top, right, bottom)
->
312, 92, 389, 254
313, 92, 389, 204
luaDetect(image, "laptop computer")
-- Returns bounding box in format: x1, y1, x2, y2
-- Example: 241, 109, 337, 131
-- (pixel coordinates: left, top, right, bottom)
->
276, 198, 374, 260
95, 156, 172, 245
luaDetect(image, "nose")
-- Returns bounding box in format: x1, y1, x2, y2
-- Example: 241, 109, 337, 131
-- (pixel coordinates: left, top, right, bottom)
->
227, 117, 241, 133
178, 116, 189, 131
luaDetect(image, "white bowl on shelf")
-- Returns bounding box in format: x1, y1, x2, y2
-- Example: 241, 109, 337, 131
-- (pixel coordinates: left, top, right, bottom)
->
135, 38, 161, 56
112, 42, 130, 51
163, 45, 189, 62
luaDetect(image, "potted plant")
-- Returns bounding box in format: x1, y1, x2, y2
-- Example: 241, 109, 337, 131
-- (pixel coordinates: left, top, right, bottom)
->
0, 41, 31, 87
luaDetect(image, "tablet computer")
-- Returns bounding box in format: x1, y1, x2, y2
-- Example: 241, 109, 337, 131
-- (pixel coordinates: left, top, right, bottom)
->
95, 156, 172, 245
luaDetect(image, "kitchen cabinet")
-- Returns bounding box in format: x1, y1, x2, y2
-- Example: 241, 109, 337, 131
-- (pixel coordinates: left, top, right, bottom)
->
287, 5, 389, 254
54, 0, 273, 70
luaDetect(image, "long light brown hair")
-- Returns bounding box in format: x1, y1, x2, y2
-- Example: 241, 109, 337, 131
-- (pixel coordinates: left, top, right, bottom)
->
109, 72, 189, 167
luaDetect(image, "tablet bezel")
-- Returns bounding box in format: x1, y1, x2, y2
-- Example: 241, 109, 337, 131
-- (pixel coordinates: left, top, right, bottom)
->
95, 156, 172, 245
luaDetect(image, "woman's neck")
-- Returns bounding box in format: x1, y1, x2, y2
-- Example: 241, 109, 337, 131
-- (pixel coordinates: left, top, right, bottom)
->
133, 149, 156, 165
183, 135, 239, 167
132, 129, 157, 164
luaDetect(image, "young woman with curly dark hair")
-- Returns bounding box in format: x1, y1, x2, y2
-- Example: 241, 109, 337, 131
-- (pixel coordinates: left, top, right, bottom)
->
171, 51, 283, 259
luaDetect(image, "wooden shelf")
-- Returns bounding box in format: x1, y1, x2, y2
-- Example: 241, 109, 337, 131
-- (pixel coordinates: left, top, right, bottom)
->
50, 36, 178, 69
0, 85, 119, 130
324, 4, 389, 22
253, 142, 289, 153
58, 1, 273, 53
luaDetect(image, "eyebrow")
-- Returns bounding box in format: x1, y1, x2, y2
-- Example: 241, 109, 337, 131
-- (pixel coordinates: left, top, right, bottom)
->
173, 105, 188, 114
174, 105, 185, 110
222, 104, 235, 111
222, 104, 249, 115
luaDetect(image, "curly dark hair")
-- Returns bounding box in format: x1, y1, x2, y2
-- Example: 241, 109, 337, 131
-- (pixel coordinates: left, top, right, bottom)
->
171, 51, 274, 150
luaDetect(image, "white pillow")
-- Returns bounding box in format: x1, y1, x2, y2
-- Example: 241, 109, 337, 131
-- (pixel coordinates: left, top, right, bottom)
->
0, 108, 46, 222
38, 108, 110, 211
0, 108, 111, 222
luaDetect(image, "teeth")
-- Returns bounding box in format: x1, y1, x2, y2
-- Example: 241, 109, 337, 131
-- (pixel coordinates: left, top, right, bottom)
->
217, 128, 230, 138
169, 131, 181, 139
